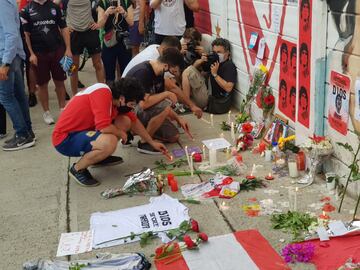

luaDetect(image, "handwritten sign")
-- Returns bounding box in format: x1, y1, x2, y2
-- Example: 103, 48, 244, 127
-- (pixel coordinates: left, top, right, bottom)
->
56, 230, 93, 257
202, 138, 231, 150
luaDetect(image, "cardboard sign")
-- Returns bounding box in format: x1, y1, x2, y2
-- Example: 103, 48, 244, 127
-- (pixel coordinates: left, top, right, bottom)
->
328, 71, 350, 135
56, 230, 93, 257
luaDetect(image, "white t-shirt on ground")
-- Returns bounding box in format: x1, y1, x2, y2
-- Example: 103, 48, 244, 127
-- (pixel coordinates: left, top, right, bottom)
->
122, 44, 160, 77
151, 0, 186, 36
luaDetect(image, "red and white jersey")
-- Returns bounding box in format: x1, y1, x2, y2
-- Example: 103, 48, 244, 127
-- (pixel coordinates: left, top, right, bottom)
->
52, 83, 117, 146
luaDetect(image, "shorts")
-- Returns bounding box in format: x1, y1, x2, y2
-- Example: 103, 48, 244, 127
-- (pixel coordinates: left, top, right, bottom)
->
136, 100, 178, 141
71, 29, 102, 56
34, 46, 67, 85
55, 130, 101, 157
185, 65, 209, 109
129, 21, 144, 46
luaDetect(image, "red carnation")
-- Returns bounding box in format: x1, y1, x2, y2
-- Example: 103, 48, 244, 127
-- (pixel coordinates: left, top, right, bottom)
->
183, 235, 196, 249
191, 219, 200, 232
242, 123, 253, 134
155, 246, 164, 257
322, 203, 336, 212
264, 94, 275, 106
198, 232, 208, 242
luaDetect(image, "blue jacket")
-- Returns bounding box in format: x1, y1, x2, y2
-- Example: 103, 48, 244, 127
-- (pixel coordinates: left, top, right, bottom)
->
0, 0, 25, 65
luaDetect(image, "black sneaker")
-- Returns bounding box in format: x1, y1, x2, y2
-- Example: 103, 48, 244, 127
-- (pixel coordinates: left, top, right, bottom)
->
29, 130, 36, 141
2, 134, 35, 151
137, 141, 162, 155
78, 80, 85, 89
91, 155, 124, 168
69, 164, 100, 187
65, 92, 71, 101
28, 93, 37, 107
121, 132, 134, 147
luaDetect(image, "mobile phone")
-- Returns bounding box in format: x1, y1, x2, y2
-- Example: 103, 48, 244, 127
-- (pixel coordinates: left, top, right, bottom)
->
110, 0, 118, 7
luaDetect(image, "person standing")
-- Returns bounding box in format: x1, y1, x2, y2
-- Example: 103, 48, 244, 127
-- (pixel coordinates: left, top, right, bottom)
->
0, 0, 35, 151
97, 0, 134, 83
21, 0, 72, 125
66, 0, 105, 95
150, 0, 199, 44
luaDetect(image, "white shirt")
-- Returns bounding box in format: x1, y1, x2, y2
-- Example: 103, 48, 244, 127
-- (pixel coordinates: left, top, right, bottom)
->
151, 0, 186, 36
122, 44, 160, 77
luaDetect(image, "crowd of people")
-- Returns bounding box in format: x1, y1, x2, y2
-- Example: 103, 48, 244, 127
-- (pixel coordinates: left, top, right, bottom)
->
0, 0, 237, 187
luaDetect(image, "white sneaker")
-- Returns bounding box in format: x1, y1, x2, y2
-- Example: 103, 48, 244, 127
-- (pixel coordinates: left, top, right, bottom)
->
43, 111, 55, 125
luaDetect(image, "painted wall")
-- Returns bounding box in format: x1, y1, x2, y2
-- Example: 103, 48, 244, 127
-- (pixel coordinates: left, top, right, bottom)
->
194, 0, 360, 195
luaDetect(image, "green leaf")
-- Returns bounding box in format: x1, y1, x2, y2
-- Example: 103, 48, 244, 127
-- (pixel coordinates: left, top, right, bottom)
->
337, 142, 354, 154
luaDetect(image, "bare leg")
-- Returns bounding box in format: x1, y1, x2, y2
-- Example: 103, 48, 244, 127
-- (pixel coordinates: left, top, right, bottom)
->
146, 106, 171, 137
28, 65, 37, 94
75, 134, 118, 171
181, 69, 191, 100
37, 83, 50, 112
91, 53, 105, 83
70, 55, 80, 96
53, 80, 66, 109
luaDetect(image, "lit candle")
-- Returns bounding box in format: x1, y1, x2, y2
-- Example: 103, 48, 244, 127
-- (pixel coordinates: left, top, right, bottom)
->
184, 146, 191, 169
231, 122, 235, 141
190, 152, 195, 176
219, 201, 229, 211
202, 144, 206, 160
220, 132, 224, 138
288, 161, 299, 178
228, 110, 231, 124
209, 148, 217, 168
265, 172, 274, 180
210, 114, 214, 127
294, 187, 299, 211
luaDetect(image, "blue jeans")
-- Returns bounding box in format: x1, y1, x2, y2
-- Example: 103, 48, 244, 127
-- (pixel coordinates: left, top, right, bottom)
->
0, 56, 32, 137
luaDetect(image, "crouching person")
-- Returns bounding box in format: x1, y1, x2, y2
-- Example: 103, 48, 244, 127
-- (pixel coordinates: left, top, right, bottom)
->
52, 78, 167, 187
182, 37, 237, 114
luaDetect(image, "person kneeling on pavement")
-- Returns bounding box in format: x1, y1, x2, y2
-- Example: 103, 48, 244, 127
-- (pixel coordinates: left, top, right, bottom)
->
52, 78, 168, 187
182, 37, 237, 114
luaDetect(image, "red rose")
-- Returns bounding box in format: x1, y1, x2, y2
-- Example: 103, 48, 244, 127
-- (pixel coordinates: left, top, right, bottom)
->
191, 219, 200, 232
264, 94, 275, 106
192, 153, 202, 162
183, 235, 196, 249
155, 246, 164, 257
242, 123, 253, 134
198, 232, 208, 242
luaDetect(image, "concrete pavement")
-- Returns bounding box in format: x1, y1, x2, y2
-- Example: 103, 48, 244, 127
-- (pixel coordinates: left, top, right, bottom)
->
0, 64, 357, 270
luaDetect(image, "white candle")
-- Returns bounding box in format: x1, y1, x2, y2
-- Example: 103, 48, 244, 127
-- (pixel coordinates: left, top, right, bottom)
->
190, 152, 195, 176
226, 147, 231, 159
264, 150, 272, 162
202, 144, 206, 160
220, 201, 229, 211
184, 146, 190, 167
288, 161, 299, 178
228, 110, 231, 124
210, 114, 214, 127
209, 148, 217, 168
231, 122, 235, 141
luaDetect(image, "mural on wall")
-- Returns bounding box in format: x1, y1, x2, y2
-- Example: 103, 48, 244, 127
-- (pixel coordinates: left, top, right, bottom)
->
327, 0, 360, 134
278, 39, 297, 121
297, 0, 312, 128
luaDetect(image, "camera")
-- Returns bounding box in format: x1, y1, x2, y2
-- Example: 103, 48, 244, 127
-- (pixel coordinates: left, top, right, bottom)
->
184, 40, 200, 66
202, 52, 219, 72
110, 0, 119, 7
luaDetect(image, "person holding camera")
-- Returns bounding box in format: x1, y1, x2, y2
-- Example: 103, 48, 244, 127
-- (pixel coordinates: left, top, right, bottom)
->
97, 0, 134, 83
182, 37, 237, 114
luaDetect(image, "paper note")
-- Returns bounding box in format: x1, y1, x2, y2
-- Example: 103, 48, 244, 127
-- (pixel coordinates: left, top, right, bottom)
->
202, 138, 231, 150
257, 38, 266, 60
316, 227, 330, 241
248, 32, 258, 49
328, 221, 348, 236
57, 230, 93, 257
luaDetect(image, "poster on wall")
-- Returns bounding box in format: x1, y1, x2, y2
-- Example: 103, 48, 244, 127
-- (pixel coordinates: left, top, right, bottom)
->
297, 0, 312, 128
328, 71, 350, 135
278, 39, 297, 121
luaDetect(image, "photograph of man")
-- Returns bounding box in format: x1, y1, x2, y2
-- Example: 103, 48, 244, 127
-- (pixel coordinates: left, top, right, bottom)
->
279, 79, 287, 109
290, 46, 297, 79
300, 43, 309, 78
299, 86, 309, 121
280, 42, 288, 74
300, 0, 311, 32
289, 87, 296, 119
334, 93, 343, 119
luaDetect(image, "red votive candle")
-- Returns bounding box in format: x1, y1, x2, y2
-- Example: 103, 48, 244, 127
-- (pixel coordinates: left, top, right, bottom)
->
167, 174, 175, 185
170, 179, 178, 192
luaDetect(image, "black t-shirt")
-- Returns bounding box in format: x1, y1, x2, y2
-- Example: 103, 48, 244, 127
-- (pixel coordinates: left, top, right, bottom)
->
210, 60, 237, 97
98, 0, 132, 33
125, 61, 164, 94
20, 1, 66, 53
184, 4, 194, 28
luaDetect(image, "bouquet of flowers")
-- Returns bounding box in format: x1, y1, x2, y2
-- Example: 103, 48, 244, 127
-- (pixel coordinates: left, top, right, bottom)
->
101, 168, 164, 199
303, 135, 333, 157
236, 122, 254, 151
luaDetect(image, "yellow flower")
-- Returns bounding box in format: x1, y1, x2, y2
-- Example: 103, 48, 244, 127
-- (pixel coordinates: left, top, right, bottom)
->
259, 64, 268, 74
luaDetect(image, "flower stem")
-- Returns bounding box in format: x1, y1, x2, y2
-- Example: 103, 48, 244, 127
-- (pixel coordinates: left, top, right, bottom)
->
339, 142, 360, 213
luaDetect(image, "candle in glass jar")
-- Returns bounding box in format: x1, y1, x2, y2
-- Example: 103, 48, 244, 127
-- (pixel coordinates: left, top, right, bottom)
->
288, 161, 299, 178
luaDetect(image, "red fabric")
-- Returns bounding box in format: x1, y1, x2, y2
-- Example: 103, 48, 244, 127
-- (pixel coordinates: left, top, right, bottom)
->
18, 0, 30, 10
124, 111, 137, 122
306, 234, 360, 270
52, 84, 117, 146
234, 230, 290, 270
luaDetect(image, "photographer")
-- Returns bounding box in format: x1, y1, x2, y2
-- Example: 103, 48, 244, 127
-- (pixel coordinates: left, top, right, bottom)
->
182, 37, 237, 114
97, 0, 134, 83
